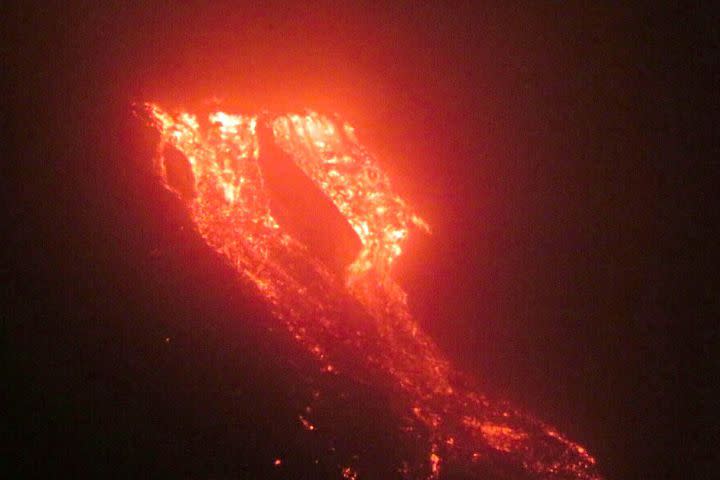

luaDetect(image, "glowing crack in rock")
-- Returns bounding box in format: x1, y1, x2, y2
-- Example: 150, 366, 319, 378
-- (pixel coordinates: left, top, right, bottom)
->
137, 102, 603, 480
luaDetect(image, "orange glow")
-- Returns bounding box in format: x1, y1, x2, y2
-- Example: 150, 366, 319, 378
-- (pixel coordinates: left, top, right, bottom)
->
341, 466, 358, 479
478, 420, 529, 453
299, 415, 316, 431
138, 102, 603, 479
429, 445, 441, 478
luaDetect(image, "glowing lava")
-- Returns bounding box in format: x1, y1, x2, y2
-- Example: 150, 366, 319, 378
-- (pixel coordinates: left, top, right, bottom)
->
137, 102, 603, 479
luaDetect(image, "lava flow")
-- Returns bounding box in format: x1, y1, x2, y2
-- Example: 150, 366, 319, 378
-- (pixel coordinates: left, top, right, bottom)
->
137, 102, 604, 480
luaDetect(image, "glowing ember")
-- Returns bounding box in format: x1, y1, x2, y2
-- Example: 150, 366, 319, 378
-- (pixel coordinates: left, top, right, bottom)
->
137, 102, 603, 479
342, 466, 359, 479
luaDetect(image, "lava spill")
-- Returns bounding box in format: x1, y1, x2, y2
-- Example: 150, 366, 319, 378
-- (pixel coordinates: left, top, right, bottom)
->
137, 102, 603, 479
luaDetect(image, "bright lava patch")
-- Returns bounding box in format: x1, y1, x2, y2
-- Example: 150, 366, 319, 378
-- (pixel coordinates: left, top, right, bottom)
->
137, 102, 603, 480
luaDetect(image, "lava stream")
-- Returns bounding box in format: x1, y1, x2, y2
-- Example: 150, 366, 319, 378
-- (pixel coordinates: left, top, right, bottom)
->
137, 102, 603, 480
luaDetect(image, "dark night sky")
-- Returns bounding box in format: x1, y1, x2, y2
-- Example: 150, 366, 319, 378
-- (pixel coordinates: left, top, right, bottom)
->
5, 2, 717, 479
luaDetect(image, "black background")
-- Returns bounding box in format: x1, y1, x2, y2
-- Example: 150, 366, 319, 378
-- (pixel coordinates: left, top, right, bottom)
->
4, 2, 717, 479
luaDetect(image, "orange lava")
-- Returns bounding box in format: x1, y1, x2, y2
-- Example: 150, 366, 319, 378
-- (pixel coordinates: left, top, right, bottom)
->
137, 102, 603, 480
